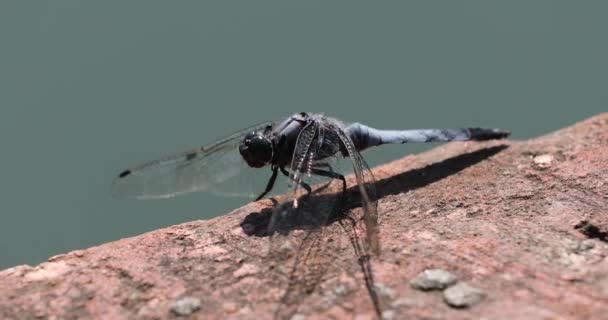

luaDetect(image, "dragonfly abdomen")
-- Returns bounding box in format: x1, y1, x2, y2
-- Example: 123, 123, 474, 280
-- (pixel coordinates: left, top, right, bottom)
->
346, 123, 510, 151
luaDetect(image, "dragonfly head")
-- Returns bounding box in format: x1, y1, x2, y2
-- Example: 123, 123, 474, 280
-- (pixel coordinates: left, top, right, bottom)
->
239, 131, 273, 168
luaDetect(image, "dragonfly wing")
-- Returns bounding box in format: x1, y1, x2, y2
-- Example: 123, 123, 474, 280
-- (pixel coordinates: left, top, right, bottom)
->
263, 115, 381, 315
266, 121, 347, 316
111, 121, 272, 199
334, 123, 380, 255
267, 120, 341, 234
287, 120, 318, 190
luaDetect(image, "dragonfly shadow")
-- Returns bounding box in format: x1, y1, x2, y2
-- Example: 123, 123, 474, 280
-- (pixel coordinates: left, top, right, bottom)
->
240, 145, 508, 237
240, 198, 340, 237
373, 144, 509, 199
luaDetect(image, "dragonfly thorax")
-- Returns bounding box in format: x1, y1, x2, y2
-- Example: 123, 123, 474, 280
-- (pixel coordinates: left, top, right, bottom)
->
238, 131, 273, 168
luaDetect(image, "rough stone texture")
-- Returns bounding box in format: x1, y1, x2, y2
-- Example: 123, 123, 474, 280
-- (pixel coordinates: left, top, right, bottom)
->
170, 296, 202, 316
1, 113, 607, 320
443, 282, 485, 308
410, 268, 458, 291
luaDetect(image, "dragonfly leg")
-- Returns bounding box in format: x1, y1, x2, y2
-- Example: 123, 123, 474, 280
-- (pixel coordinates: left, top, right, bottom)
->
255, 166, 279, 201
310, 166, 347, 216
310, 168, 346, 193
279, 167, 312, 194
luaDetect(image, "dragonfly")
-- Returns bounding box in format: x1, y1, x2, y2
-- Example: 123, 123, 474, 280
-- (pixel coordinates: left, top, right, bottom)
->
112, 112, 509, 316
113, 111, 509, 239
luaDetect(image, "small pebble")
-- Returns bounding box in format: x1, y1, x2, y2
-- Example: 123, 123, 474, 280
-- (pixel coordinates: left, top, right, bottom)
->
170, 296, 201, 316
47, 254, 66, 262
232, 263, 259, 278
374, 283, 395, 298
279, 241, 295, 254
410, 269, 457, 291
425, 208, 437, 216
333, 284, 347, 296
580, 239, 595, 251
568, 239, 595, 254
73, 250, 85, 257
533, 154, 554, 168
381, 310, 395, 320
290, 314, 306, 320
443, 282, 485, 308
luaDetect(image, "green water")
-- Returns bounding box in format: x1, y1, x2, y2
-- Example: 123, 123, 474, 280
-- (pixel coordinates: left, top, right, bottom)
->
0, 1, 605, 269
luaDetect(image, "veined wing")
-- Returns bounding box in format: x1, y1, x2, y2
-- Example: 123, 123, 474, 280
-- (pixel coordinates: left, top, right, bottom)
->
287, 120, 318, 194
112, 121, 272, 199
334, 121, 380, 256
267, 121, 346, 317
331, 118, 383, 316
270, 117, 382, 317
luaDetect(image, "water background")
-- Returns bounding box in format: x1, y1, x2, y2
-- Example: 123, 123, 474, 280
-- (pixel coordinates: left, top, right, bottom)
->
1, 1, 605, 269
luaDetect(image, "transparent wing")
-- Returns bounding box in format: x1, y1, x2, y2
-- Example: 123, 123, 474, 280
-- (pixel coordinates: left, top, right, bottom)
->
267, 120, 341, 234
268, 117, 381, 316
334, 121, 380, 256
287, 120, 319, 196
263, 121, 343, 317
111, 121, 272, 199
266, 117, 359, 235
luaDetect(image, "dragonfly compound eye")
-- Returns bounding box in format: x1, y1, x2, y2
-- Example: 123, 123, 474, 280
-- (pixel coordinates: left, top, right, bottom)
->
239, 132, 273, 168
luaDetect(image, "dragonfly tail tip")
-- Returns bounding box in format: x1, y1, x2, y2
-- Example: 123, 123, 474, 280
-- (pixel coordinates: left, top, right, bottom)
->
118, 169, 132, 178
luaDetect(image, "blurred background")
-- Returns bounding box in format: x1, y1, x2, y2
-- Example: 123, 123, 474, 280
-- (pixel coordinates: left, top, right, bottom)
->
0, 1, 605, 269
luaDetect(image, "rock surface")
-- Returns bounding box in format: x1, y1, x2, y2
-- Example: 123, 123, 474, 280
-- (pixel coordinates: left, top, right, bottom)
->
443, 282, 485, 308
170, 297, 202, 316
1, 113, 607, 319
410, 268, 458, 291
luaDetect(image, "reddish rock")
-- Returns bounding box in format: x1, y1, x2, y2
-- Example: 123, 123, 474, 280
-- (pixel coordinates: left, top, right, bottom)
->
1, 114, 607, 319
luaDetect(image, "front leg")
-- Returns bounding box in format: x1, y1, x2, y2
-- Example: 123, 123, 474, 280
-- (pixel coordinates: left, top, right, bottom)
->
255, 166, 279, 201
